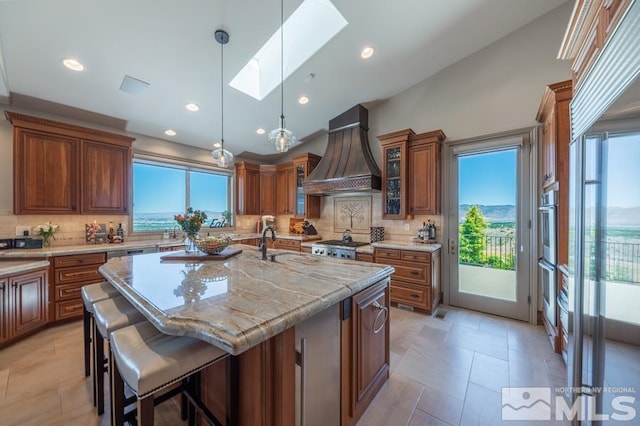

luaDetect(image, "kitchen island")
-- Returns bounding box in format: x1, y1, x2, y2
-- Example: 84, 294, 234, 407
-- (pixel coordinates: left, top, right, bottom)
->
99, 244, 394, 425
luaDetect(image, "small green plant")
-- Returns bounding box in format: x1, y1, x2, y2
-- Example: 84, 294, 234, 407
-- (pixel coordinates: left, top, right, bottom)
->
222, 210, 232, 225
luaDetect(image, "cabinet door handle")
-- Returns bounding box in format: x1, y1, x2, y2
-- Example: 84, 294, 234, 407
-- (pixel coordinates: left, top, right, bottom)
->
371, 300, 388, 334
12, 283, 17, 288
410, 293, 420, 299
0, 284, 4, 292
296, 337, 307, 425
410, 271, 419, 276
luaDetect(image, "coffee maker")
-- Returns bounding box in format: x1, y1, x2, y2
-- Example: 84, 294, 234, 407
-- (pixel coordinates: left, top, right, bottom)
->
261, 215, 276, 232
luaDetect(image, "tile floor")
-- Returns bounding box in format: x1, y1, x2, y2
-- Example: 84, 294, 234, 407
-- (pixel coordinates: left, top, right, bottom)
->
0, 305, 567, 425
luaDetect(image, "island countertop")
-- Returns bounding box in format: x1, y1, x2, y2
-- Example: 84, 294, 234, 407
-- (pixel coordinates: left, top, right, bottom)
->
99, 245, 394, 355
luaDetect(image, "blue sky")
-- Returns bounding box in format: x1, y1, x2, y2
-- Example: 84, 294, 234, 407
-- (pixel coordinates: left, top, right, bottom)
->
458, 149, 516, 206
133, 164, 229, 214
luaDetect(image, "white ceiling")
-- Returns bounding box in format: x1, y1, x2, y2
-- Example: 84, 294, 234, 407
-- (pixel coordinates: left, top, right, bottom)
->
0, 0, 567, 159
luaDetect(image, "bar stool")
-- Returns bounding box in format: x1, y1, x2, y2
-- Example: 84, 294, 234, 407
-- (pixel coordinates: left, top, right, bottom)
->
82, 282, 120, 377
93, 296, 147, 415
109, 321, 228, 426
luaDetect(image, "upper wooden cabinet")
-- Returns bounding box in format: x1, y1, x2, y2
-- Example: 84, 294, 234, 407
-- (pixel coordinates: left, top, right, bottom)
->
6, 112, 134, 215
558, 0, 632, 90
292, 153, 321, 219
235, 161, 260, 215
537, 81, 572, 190
275, 163, 295, 215
378, 129, 445, 219
260, 165, 277, 215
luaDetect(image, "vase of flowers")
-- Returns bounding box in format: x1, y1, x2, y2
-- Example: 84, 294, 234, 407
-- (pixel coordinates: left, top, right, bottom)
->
174, 207, 207, 253
34, 222, 60, 248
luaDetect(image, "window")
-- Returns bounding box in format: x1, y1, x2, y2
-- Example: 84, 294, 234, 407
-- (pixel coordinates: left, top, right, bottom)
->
132, 160, 232, 233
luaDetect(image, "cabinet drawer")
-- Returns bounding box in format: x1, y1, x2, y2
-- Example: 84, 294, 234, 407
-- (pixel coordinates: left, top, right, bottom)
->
274, 239, 300, 251
375, 248, 401, 261
55, 265, 104, 285
54, 253, 106, 268
55, 282, 85, 302
391, 261, 429, 285
356, 253, 374, 263
400, 250, 429, 263
390, 282, 430, 309
55, 299, 84, 320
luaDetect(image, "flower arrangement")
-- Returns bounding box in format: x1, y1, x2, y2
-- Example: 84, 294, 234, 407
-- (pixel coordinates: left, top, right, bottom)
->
174, 207, 208, 235
34, 222, 59, 247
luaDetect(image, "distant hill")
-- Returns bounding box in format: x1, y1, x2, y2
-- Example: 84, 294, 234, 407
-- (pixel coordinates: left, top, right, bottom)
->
459, 204, 515, 224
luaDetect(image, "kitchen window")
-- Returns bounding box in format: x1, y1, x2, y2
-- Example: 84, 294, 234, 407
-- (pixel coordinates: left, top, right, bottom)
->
132, 159, 232, 233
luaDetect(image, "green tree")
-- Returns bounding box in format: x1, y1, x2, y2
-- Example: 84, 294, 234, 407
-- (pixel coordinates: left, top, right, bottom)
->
459, 205, 488, 265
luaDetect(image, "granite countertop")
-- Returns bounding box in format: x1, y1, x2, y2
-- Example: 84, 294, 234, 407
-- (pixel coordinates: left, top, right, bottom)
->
371, 241, 442, 252
0, 260, 50, 278
99, 245, 394, 355
0, 239, 183, 258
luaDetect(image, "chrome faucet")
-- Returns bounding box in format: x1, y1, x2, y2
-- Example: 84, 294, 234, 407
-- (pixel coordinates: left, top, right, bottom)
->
259, 225, 276, 260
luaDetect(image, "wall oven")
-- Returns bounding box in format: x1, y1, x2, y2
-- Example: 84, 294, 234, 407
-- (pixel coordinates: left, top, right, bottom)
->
538, 258, 557, 327
539, 189, 557, 264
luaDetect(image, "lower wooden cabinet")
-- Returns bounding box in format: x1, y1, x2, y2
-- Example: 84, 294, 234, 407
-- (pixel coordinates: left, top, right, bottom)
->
375, 247, 441, 313
342, 278, 390, 424
273, 239, 301, 251
0, 268, 48, 347
52, 252, 106, 321
356, 252, 374, 262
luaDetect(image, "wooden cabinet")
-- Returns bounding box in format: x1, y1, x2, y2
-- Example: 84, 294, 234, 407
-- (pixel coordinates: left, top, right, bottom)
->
273, 239, 300, 251
356, 253, 374, 263
51, 253, 106, 321
378, 129, 445, 219
260, 165, 277, 215
300, 246, 312, 254
82, 140, 130, 214
6, 112, 134, 215
537, 81, 572, 193
275, 164, 295, 215
0, 268, 48, 348
375, 247, 441, 313
558, 0, 632, 90
341, 277, 390, 424
291, 153, 321, 218
235, 162, 261, 215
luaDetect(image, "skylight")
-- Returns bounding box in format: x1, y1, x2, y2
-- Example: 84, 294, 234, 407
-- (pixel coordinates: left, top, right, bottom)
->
229, 0, 347, 101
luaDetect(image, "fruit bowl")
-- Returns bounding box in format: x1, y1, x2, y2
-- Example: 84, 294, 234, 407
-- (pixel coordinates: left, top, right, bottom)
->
194, 237, 231, 255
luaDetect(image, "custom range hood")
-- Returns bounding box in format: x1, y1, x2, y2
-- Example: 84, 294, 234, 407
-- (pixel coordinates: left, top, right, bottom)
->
303, 104, 381, 195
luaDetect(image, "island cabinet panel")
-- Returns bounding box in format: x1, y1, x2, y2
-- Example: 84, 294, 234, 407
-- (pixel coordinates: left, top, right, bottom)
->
375, 247, 441, 313
0, 268, 49, 348
81, 140, 131, 214
235, 161, 261, 215
260, 165, 277, 215
6, 112, 135, 215
52, 252, 106, 321
341, 278, 390, 425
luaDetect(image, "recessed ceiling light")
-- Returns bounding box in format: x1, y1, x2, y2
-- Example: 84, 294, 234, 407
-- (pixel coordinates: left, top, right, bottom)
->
164, 129, 176, 136
256, 128, 266, 135
185, 103, 200, 112
298, 96, 309, 105
361, 46, 374, 59
62, 58, 85, 72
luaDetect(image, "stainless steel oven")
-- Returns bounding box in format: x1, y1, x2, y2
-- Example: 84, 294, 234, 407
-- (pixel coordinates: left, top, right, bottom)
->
538, 258, 556, 327
539, 189, 557, 264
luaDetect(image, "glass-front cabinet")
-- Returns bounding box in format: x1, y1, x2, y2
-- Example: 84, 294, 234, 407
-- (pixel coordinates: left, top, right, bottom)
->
378, 129, 412, 220
291, 153, 321, 219
385, 146, 402, 217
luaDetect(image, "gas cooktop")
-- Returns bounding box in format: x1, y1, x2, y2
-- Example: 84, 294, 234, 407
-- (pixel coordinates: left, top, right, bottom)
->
314, 240, 370, 248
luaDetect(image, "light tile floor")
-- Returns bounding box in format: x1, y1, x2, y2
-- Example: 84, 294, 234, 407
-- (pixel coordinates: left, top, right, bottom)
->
0, 305, 567, 425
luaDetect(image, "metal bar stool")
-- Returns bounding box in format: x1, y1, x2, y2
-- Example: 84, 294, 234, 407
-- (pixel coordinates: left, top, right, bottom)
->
93, 296, 147, 415
81, 282, 121, 405
109, 321, 228, 426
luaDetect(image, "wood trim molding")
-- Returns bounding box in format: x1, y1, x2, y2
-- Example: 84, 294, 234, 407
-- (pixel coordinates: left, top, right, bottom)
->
4, 111, 135, 145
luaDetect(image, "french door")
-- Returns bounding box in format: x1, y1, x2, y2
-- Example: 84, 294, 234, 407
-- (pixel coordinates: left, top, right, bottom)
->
446, 131, 533, 321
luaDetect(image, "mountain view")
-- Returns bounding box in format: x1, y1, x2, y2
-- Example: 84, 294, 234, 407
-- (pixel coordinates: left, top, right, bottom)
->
459, 204, 515, 224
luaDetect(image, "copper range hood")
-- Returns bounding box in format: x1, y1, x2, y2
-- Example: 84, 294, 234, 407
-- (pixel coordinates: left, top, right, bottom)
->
303, 104, 381, 195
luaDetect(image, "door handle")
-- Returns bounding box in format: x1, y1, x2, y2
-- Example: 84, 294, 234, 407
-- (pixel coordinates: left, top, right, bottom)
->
449, 239, 456, 255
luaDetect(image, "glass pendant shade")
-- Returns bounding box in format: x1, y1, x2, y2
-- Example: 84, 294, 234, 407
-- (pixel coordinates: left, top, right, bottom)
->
211, 143, 234, 168
268, 116, 296, 153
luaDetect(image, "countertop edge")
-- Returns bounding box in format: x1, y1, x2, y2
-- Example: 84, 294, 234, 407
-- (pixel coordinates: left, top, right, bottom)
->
0, 260, 50, 278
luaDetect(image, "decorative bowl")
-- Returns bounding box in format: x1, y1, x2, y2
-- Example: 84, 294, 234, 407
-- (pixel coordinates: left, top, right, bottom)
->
194, 237, 231, 255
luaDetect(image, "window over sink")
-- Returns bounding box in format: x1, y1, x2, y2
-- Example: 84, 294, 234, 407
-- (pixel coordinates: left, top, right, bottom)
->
132, 159, 232, 233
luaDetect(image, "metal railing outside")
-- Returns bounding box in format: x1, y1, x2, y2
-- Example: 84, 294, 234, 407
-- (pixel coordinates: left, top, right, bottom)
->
458, 234, 516, 270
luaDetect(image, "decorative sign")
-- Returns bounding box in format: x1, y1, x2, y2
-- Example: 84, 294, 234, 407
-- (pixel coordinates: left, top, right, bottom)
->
86, 222, 107, 243
333, 196, 372, 234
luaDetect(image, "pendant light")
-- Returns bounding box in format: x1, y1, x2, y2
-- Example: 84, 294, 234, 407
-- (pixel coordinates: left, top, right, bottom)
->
211, 29, 234, 168
268, 0, 296, 153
